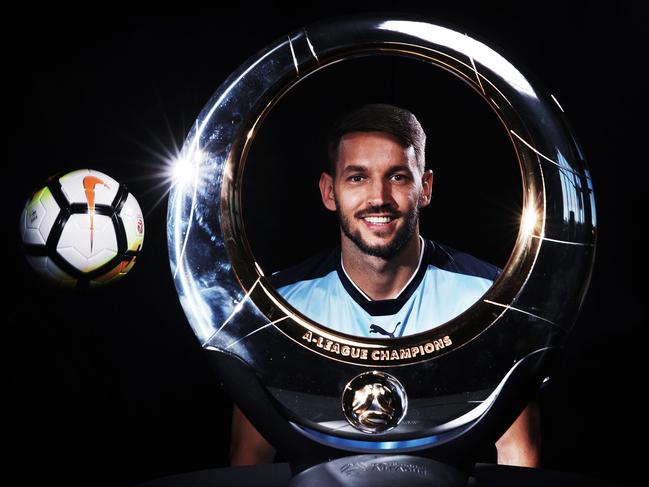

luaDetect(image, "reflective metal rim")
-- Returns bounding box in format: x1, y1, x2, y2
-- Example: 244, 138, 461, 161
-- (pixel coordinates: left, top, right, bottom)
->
170, 16, 594, 366
223, 45, 540, 364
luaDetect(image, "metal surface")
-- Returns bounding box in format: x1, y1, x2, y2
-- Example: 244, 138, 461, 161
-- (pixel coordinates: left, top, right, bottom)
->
342, 371, 408, 434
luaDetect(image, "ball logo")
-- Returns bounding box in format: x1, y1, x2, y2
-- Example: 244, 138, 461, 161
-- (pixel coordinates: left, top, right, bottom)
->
136, 218, 144, 235
29, 208, 38, 225
83, 175, 110, 251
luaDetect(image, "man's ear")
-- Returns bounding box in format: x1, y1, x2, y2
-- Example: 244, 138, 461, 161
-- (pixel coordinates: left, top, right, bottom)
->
319, 172, 337, 212
419, 169, 433, 208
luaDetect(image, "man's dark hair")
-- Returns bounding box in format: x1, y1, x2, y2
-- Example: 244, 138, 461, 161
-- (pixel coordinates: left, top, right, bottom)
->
326, 103, 427, 175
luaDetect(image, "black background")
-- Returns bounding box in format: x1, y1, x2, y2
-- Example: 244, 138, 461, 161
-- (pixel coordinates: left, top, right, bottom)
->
243, 53, 521, 274
2, 4, 646, 486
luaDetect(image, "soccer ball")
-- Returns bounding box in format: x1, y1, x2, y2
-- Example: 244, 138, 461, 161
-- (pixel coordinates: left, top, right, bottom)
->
20, 169, 144, 287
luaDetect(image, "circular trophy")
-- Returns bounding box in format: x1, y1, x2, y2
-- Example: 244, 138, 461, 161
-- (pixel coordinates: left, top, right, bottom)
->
167, 14, 596, 483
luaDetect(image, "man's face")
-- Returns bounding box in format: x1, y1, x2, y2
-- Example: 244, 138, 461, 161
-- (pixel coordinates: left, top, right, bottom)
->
319, 131, 433, 259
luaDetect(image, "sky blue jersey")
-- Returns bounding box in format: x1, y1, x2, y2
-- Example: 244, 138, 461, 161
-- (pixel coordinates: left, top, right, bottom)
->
270, 237, 501, 338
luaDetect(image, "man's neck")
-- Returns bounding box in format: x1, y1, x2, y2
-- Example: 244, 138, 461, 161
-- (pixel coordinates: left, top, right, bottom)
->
340, 234, 423, 300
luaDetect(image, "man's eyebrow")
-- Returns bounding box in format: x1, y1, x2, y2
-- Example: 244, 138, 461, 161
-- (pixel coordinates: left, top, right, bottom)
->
341, 163, 414, 173
387, 164, 413, 172
341, 164, 369, 173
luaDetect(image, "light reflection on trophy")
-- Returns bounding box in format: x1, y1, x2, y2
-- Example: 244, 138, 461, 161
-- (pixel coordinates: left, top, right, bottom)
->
167, 14, 596, 486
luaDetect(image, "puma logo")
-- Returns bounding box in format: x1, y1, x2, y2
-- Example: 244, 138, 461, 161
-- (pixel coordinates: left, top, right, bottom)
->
369, 322, 403, 338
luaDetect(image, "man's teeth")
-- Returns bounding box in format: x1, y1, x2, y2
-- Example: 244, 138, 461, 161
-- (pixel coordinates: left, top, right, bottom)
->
364, 216, 392, 224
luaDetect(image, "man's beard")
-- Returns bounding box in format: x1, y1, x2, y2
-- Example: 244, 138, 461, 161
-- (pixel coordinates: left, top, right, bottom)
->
334, 194, 419, 260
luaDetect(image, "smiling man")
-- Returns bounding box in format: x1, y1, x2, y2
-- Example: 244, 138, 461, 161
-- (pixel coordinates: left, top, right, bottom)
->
230, 104, 540, 467
268, 103, 499, 337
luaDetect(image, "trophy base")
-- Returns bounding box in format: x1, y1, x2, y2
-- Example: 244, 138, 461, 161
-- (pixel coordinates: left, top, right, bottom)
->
288, 454, 467, 487
134, 462, 619, 486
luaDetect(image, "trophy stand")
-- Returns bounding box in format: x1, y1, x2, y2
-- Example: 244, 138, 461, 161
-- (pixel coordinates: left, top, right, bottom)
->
162, 14, 601, 487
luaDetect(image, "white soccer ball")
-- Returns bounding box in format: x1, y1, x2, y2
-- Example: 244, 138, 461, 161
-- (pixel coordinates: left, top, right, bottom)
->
20, 169, 144, 287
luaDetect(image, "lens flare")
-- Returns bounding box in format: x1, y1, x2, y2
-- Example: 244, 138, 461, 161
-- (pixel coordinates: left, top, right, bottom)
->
172, 149, 205, 187
521, 205, 539, 236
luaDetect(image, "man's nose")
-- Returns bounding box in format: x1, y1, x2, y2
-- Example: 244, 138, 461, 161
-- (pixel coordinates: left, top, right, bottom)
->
366, 178, 391, 207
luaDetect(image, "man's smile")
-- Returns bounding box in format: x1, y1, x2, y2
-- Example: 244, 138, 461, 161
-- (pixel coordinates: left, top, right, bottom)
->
360, 214, 398, 229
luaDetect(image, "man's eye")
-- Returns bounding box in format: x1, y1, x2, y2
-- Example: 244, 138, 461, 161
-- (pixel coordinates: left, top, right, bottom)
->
392, 174, 408, 181
349, 175, 364, 182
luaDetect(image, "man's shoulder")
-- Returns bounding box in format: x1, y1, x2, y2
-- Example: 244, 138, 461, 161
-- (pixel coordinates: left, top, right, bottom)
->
424, 238, 501, 282
268, 247, 340, 289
